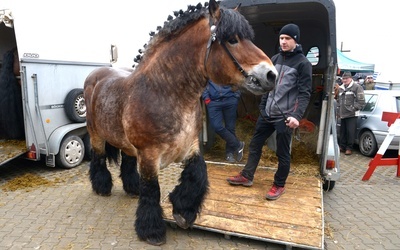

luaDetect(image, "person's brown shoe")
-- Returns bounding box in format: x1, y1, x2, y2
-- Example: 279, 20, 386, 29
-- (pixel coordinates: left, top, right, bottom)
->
339, 147, 345, 153
227, 173, 253, 187
345, 149, 352, 155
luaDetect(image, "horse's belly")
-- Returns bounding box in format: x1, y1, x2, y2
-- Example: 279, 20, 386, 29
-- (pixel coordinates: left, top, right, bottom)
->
159, 140, 199, 169
171, 129, 201, 166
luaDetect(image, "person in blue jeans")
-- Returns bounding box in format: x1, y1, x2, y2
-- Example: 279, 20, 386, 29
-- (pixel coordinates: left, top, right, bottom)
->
202, 80, 245, 163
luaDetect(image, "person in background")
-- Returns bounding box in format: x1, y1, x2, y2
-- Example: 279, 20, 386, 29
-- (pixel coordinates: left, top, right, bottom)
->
334, 77, 342, 100
226, 23, 312, 200
337, 71, 365, 155
202, 80, 245, 163
364, 75, 375, 90
354, 76, 361, 86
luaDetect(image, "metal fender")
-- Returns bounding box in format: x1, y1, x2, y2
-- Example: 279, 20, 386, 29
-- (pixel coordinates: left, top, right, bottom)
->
47, 123, 87, 155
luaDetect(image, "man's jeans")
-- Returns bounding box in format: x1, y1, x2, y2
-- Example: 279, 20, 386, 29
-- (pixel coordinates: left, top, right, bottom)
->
241, 115, 293, 187
206, 96, 240, 154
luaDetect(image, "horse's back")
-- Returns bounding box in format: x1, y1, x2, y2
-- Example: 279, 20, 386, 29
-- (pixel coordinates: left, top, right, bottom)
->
84, 67, 133, 108
84, 67, 133, 94
84, 67, 133, 145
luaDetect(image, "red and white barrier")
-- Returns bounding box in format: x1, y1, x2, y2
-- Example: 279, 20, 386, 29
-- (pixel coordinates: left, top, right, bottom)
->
362, 112, 400, 181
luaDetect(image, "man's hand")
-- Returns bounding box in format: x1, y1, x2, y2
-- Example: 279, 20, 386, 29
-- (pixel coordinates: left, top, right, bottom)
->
285, 117, 299, 129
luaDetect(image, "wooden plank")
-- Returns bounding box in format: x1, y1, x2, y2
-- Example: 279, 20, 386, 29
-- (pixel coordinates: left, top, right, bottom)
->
161, 163, 323, 249
0, 139, 27, 165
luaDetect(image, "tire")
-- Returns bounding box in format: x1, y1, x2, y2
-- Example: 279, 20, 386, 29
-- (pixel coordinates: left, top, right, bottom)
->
322, 178, 335, 191
65, 88, 86, 123
359, 130, 378, 157
56, 135, 85, 169
83, 133, 92, 160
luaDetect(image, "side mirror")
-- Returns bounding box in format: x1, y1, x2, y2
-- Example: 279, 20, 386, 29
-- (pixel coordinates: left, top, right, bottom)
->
110, 44, 118, 63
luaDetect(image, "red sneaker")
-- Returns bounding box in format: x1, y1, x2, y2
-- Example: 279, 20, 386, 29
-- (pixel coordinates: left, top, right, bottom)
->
266, 184, 285, 200
226, 174, 253, 187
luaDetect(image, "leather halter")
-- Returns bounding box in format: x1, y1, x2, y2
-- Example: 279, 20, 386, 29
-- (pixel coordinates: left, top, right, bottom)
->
204, 19, 250, 78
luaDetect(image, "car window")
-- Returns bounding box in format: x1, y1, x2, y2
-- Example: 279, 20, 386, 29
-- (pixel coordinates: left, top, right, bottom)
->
306, 47, 319, 66
396, 96, 400, 112
362, 94, 377, 112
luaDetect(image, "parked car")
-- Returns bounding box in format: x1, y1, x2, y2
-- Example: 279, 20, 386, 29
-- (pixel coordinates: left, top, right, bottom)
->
337, 90, 400, 156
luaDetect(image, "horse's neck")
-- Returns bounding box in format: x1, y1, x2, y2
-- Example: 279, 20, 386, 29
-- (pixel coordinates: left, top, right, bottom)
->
137, 19, 210, 100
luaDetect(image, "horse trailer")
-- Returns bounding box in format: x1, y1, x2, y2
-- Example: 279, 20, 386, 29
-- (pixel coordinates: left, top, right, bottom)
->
201, 0, 341, 192
0, 4, 115, 168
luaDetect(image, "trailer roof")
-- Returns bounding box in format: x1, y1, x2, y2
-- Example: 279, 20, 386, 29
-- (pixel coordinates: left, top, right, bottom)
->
221, 0, 337, 71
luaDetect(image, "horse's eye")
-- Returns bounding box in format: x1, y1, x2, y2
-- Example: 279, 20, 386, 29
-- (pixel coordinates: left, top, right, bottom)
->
228, 38, 238, 44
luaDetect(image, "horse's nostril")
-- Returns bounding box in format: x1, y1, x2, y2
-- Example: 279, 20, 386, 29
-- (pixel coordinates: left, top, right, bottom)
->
267, 71, 277, 83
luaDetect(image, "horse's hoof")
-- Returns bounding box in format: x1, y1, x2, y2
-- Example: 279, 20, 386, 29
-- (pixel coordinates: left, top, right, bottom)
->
94, 190, 111, 196
146, 237, 166, 246
126, 191, 139, 198
173, 213, 190, 229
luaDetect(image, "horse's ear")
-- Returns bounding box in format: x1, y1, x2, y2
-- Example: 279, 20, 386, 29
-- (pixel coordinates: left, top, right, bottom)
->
209, 0, 221, 20
234, 3, 242, 11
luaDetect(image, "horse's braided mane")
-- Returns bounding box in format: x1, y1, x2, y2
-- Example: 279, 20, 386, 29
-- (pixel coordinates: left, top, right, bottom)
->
132, 2, 255, 68
132, 2, 207, 67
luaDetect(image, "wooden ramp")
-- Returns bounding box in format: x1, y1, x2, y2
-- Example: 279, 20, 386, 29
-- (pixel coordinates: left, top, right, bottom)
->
161, 163, 323, 249
0, 139, 27, 166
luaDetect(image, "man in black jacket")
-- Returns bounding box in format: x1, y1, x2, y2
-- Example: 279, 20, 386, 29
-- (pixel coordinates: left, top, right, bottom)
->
226, 23, 312, 200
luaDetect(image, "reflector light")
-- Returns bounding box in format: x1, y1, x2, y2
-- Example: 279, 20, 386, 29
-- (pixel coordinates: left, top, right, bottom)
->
326, 159, 335, 169
26, 143, 37, 159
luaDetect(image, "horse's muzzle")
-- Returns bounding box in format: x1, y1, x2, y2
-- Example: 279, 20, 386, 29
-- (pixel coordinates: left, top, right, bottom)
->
245, 69, 276, 95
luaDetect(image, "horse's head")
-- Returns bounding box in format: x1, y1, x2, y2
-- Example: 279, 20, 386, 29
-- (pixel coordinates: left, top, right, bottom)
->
205, 0, 277, 95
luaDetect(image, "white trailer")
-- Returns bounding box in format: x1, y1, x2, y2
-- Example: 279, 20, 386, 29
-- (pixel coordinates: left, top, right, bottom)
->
0, 4, 115, 168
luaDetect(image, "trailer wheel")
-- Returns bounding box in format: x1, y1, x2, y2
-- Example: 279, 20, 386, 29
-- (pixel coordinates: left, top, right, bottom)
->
56, 135, 85, 169
322, 178, 335, 191
65, 88, 86, 123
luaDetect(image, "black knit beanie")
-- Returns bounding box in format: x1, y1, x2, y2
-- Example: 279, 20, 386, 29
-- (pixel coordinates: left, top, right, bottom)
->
279, 24, 300, 43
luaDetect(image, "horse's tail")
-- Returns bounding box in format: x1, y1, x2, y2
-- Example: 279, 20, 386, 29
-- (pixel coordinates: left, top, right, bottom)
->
0, 48, 25, 139
105, 142, 120, 165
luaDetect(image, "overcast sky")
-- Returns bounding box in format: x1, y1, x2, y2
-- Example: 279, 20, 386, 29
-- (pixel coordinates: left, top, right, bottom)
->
4, 0, 398, 82
334, 0, 399, 82
110, 0, 400, 83
107, 0, 400, 83
120, 0, 400, 82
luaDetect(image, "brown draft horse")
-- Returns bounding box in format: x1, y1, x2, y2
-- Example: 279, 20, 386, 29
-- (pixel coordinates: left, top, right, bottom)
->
84, 0, 277, 246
